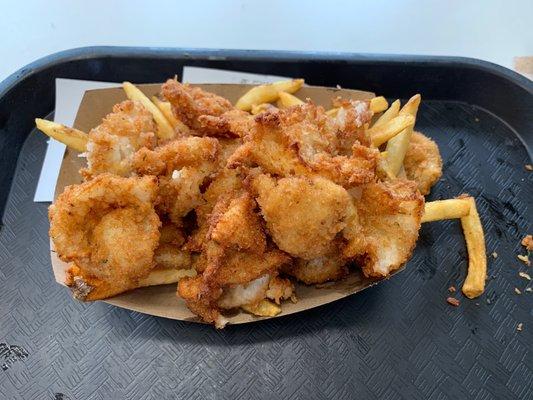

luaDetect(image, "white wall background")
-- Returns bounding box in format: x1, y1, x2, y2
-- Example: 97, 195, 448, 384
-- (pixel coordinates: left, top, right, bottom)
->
1, 0, 532, 81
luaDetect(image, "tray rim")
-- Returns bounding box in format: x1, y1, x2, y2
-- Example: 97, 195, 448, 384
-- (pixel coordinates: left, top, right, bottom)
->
1, 46, 532, 99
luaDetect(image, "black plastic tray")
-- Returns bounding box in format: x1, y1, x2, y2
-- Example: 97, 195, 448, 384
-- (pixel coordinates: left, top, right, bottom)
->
0, 47, 532, 400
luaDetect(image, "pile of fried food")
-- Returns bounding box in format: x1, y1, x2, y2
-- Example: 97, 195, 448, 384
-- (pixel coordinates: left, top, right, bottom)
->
36, 78, 487, 328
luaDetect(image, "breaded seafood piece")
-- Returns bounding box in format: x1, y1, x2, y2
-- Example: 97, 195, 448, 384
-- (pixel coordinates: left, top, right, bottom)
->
49, 174, 161, 300
228, 105, 378, 187
331, 98, 374, 149
281, 103, 377, 187
185, 168, 243, 253
228, 111, 310, 177
161, 79, 234, 130
198, 109, 253, 138
208, 192, 266, 253
178, 191, 291, 326
133, 136, 220, 224
218, 273, 295, 309
133, 136, 219, 176
285, 249, 348, 285
403, 131, 443, 195
81, 100, 157, 179
344, 180, 424, 278
178, 248, 291, 327
252, 174, 352, 260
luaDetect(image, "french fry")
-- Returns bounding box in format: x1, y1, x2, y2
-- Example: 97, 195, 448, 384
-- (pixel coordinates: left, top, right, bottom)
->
385, 94, 421, 175
370, 114, 415, 147
277, 91, 304, 108
460, 196, 487, 298
138, 267, 196, 288
421, 199, 471, 223
235, 79, 304, 111
376, 154, 395, 180
241, 299, 281, 317
371, 99, 400, 130
35, 118, 88, 152
251, 103, 276, 115
122, 82, 175, 140
370, 96, 388, 113
397, 166, 407, 179
151, 96, 190, 134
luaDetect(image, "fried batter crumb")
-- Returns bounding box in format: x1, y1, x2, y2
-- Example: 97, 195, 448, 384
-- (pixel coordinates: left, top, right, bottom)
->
446, 297, 460, 307
491, 252, 498, 259
519, 272, 531, 281
525, 164, 532, 171
517, 254, 531, 266
514, 288, 522, 295
521, 234, 533, 251
448, 286, 456, 293
517, 323, 523, 332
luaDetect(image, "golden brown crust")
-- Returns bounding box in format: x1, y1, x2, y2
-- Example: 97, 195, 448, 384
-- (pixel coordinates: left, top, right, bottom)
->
132, 136, 221, 224
403, 131, 443, 195
185, 168, 244, 253
285, 251, 349, 285
228, 103, 377, 187
133, 136, 219, 176
51, 174, 161, 299
197, 109, 252, 138
208, 192, 266, 253
343, 179, 424, 278
81, 100, 157, 180
161, 79, 233, 131
252, 174, 352, 260
522, 234, 533, 251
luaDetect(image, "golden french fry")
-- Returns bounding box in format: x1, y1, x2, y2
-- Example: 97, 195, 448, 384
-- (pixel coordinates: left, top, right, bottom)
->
35, 118, 88, 152
371, 99, 400, 130
370, 114, 415, 147
421, 199, 471, 223
376, 157, 395, 180
235, 79, 304, 111
460, 196, 487, 299
138, 267, 196, 288
271, 79, 304, 93
123, 82, 175, 140
397, 166, 407, 179
151, 96, 190, 134
241, 299, 281, 317
370, 96, 388, 113
277, 91, 304, 108
399, 94, 421, 116
385, 94, 421, 175
251, 103, 276, 115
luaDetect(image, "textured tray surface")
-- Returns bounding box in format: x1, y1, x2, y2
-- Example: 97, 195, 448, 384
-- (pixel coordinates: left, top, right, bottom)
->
0, 101, 532, 399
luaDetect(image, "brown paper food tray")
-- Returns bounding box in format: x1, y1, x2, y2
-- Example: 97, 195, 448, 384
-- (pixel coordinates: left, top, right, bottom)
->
51, 83, 402, 325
